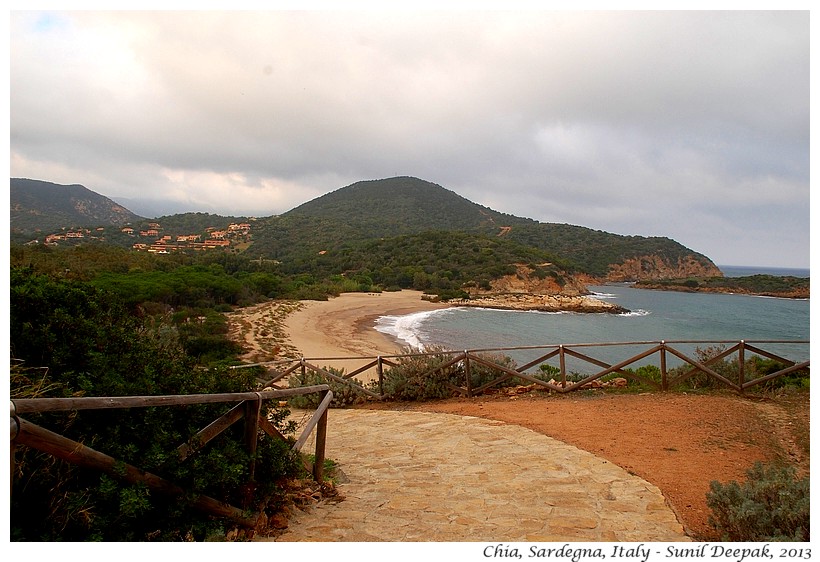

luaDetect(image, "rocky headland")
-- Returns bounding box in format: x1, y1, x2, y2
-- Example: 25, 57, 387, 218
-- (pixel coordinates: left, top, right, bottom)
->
634, 274, 809, 299
440, 264, 630, 314
446, 293, 629, 314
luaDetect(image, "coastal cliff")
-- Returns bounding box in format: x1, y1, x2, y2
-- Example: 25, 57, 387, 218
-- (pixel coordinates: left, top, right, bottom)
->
605, 254, 723, 282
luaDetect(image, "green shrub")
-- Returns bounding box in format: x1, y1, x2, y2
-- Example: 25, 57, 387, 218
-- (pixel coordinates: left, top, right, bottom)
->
746, 356, 810, 391
287, 366, 367, 408
10, 269, 302, 541
537, 363, 560, 378
380, 346, 464, 400
468, 352, 520, 389
618, 364, 663, 389
706, 461, 809, 542
379, 347, 521, 400
666, 346, 810, 392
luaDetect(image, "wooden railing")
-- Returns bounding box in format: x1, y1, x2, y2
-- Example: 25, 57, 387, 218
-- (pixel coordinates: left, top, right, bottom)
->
245, 339, 809, 398
10, 384, 332, 529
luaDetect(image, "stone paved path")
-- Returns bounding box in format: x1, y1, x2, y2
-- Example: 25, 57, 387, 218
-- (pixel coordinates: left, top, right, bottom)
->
264, 409, 690, 542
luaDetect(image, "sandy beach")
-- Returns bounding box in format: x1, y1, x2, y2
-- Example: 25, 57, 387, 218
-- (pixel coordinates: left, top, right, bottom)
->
228, 289, 622, 376
282, 291, 447, 371
226, 290, 448, 375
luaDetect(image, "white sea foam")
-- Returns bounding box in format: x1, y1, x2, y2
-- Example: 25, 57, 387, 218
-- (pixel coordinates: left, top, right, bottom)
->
374, 309, 451, 350
619, 309, 651, 317
590, 291, 619, 299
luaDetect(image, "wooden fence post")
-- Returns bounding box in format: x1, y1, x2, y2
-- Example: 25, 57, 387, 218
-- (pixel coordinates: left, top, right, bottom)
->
244, 394, 262, 482
10, 401, 18, 499
464, 351, 472, 398
559, 345, 567, 388
377, 356, 384, 398
241, 394, 262, 509
313, 389, 329, 483
738, 340, 746, 393
660, 341, 668, 391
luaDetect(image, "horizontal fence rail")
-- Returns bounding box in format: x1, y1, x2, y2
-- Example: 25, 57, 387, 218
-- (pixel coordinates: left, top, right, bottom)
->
11, 340, 809, 534
10, 385, 332, 529
236, 340, 809, 399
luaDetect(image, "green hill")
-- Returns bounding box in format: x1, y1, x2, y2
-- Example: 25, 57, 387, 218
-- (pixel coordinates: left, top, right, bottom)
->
248, 176, 720, 279
11, 178, 143, 237
10, 175, 722, 282
284, 176, 533, 236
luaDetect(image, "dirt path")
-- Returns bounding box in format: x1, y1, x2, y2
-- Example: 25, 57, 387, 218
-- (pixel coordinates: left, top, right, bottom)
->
385, 390, 809, 540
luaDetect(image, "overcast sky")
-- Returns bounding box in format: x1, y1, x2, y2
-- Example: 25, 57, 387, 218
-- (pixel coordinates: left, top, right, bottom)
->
9, 8, 811, 268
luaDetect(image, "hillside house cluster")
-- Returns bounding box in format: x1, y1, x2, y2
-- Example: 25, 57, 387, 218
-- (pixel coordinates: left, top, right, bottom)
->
33, 221, 254, 254
130, 222, 252, 254
44, 229, 92, 244
43, 227, 108, 245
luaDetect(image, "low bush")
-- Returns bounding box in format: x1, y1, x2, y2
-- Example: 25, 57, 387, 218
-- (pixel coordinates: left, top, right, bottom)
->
380, 346, 522, 400
379, 346, 463, 401
665, 346, 810, 392
706, 461, 809, 542
467, 351, 521, 389
287, 367, 367, 408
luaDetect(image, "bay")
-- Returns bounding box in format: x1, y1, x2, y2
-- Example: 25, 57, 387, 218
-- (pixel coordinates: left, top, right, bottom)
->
375, 277, 810, 372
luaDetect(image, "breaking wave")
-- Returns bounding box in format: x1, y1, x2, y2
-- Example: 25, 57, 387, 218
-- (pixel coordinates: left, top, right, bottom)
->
374, 309, 451, 350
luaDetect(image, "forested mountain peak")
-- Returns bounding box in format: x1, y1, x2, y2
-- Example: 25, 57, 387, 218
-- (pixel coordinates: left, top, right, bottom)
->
11, 178, 143, 234
284, 176, 535, 236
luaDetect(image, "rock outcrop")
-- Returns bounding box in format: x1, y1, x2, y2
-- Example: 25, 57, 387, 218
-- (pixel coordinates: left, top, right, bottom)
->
605, 255, 722, 282
454, 264, 629, 314
449, 293, 629, 314
469, 263, 588, 296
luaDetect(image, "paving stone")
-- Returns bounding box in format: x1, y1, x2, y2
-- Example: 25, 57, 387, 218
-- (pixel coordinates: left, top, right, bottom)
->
262, 410, 691, 542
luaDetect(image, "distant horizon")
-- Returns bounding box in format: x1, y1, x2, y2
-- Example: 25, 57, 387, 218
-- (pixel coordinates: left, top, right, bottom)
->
717, 264, 810, 274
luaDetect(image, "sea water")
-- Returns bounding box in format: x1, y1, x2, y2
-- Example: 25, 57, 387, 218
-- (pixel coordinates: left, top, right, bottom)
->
374, 265, 810, 371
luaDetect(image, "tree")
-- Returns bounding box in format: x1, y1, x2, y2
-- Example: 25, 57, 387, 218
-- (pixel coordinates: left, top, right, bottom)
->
10, 268, 300, 540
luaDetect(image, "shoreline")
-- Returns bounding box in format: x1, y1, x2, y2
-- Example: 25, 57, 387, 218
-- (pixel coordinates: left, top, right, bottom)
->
280, 290, 448, 373
279, 290, 626, 371
228, 290, 629, 376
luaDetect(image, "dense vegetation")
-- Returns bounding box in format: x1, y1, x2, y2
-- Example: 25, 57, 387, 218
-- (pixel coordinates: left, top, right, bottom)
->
247, 177, 716, 278
505, 223, 715, 278
10, 229, 573, 306
284, 176, 535, 235
635, 274, 809, 297
261, 229, 574, 296
12, 175, 721, 282
11, 178, 143, 236
10, 268, 303, 540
